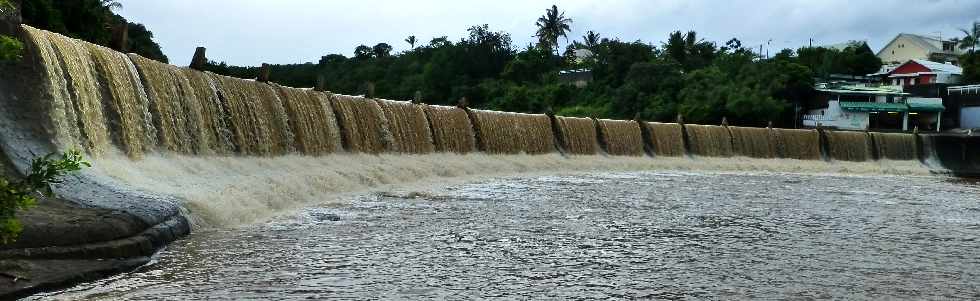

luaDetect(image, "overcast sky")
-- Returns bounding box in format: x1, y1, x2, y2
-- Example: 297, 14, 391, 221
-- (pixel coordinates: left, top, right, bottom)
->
115, 0, 980, 66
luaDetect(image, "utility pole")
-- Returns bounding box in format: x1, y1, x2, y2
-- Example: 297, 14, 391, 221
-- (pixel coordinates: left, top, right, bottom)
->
809, 38, 814, 48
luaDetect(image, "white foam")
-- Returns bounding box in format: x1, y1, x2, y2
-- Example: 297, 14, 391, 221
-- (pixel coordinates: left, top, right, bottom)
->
88, 153, 934, 228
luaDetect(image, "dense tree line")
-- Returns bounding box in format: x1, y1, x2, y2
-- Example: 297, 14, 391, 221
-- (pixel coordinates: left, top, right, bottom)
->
204, 23, 884, 127
20, 0, 168, 62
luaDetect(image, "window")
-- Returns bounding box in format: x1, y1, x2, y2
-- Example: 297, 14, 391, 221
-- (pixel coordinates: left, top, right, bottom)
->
944, 41, 955, 52
911, 78, 916, 85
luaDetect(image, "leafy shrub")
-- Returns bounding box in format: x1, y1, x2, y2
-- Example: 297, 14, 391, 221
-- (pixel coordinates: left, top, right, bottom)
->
1, 150, 90, 243
0, 34, 23, 63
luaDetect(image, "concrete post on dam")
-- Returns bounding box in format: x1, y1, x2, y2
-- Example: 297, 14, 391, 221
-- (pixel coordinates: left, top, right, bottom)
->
258, 63, 271, 82
190, 47, 208, 70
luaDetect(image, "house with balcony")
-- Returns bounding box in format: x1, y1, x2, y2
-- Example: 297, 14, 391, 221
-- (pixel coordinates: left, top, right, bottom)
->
873, 59, 963, 87
876, 33, 965, 65
801, 83, 944, 132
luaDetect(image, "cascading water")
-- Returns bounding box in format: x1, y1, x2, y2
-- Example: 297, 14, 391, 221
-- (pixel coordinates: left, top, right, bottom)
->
421, 105, 476, 154
825, 130, 872, 162
23, 27, 114, 155
685, 124, 733, 157
871, 132, 917, 161
644, 122, 685, 157
730, 126, 774, 158
771, 128, 821, 160
330, 94, 393, 154
468, 109, 554, 154
274, 86, 342, 155
129, 54, 201, 154
596, 119, 644, 156
375, 99, 435, 154
554, 116, 599, 155
179, 68, 237, 154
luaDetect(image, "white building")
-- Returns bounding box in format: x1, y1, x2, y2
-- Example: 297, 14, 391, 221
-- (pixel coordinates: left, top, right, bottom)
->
802, 84, 944, 131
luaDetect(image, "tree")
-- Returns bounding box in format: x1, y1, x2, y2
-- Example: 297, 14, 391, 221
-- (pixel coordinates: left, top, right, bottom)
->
354, 44, 373, 59
1, 150, 89, 243
582, 31, 601, 50
535, 4, 572, 55
100, 0, 122, 11
405, 35, 417, 49
373, 43, 393, 58
958, 21, 979, 53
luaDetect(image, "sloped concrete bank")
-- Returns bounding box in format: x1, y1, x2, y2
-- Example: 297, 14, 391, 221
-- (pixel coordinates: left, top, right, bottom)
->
0, 45, 191, 300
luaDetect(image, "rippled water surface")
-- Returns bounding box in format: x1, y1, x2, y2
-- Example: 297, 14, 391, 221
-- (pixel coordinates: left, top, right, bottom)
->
38, 171, 980, 300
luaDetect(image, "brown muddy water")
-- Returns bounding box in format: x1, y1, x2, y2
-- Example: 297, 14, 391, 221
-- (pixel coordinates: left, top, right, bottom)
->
32, 170, 980, 300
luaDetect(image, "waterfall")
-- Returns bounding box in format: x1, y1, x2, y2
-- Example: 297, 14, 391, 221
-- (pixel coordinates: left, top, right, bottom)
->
208, 73, 295, 156
825, 130, 871, 162
275, 86, 342, 155
596, 119, 644, 156
685, 124, 733, 157
129, 54, 201, 154
376, 99, 435, 154
422, 105, 476, 154
730, 126, 774, 158
179, 68, 237, 154
24, 26, 114, 155
468, 109, 554, 154
330, 95, 393, 154
644, 122, 685, 157
871, 132, 917, 161
554, 116, 599, 155
771, 128, 821, 160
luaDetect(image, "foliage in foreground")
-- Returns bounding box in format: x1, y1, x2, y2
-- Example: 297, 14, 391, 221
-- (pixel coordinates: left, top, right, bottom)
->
1, 150, 89, 243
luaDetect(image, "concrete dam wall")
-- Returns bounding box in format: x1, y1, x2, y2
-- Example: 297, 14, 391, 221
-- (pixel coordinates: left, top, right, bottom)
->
2, 25, 974, 277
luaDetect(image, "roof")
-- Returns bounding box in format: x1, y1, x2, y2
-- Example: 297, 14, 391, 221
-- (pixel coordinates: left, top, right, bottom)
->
815, 83, 908, 96
840, 101, 908, 112
907, 98, 945, 112
876, 33, 965, 57
910, 59, 963, 74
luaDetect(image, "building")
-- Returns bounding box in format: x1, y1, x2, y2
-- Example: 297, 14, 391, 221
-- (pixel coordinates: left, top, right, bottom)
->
946, 85, 980, 129
874, 59, 963, 87
877, 33, 965, 65
801, 83, 944, 131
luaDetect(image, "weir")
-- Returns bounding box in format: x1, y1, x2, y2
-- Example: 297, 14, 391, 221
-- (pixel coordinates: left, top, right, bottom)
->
643, 122, 685, 157
824, 130, 872, 162
685, 124, 734, 157
871, 132, 917, 161
554, 116, 599, 155
330, 94, 393, 154
0, 24, 964, 297
376, 99, 435, 154
422, 105, 476, 153
771, 128, 822, 160
597, 119, 644, 156
468, 109, 554, 154
730, 126, 774, 158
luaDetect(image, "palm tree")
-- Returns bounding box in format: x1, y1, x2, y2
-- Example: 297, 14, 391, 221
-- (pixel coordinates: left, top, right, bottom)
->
582, 31, 601, 49
405, 35, 417, 49
535, 5, 573, 55
958, 21, 979, 53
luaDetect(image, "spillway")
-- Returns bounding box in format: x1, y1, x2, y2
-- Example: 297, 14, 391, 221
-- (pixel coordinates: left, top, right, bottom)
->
376, 99, 435, 154
422, 105, 476, 153
824, 130, 872, 162
730, 126, 775, 158
554, 116, 599, 155
871, 132, 917, 161
771, 128, 822, 160
596, 119, 644, 156
468, 109, 555, 154
685, 124, 733, 157
330, 95, 393, 154
275, 86, 343, 155
643, 122, 685, 157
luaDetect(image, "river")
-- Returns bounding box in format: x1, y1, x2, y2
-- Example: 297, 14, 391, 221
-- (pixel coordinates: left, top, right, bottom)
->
31, 170, 980, 300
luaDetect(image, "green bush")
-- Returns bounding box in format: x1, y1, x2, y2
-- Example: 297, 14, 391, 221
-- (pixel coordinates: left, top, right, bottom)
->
0, 34, 23, 63
1, 150, 90, 243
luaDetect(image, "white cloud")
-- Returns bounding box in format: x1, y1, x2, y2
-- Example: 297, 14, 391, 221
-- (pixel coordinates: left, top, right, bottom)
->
115, 0, 980, 66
